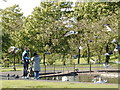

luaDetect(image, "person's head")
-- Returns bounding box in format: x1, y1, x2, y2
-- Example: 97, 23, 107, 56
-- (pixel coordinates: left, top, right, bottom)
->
33, 52, 37, 56
24, 48, 29, 52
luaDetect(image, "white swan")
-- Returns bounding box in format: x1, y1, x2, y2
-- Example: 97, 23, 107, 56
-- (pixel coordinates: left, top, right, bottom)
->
62, 76, 69, 81
92, 77, 107, 84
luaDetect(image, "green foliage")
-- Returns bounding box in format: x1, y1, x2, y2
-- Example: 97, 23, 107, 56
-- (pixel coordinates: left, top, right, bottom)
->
1, 1, 119, 65
1, 5, 23, 52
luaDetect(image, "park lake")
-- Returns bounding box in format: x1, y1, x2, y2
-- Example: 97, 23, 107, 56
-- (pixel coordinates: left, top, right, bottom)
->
40, 72, 119, 84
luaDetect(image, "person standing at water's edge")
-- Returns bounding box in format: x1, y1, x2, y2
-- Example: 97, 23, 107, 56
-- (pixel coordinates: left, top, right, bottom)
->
22, 48, 30, 78
31, 53, 40, 80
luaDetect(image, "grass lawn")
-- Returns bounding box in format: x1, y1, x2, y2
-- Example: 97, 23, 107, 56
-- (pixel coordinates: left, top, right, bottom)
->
1, 80, 118, 88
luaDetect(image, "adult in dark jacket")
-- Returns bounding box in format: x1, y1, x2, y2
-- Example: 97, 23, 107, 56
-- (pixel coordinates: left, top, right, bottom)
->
31, 53, 40, 80
22, 48, 30, 78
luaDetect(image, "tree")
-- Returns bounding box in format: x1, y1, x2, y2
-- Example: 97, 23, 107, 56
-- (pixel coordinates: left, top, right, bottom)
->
1, 5, 23, 53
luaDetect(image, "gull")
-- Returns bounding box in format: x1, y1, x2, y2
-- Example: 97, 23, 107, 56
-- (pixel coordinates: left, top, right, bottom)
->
103, 24, 112, 32
113, 44, 120, 52
114, 48, 118, 52
8, 46, 19, 53
64, 30, 78, 37
103, 64, 112, 69
104, 53, 110, 56
69, 17, 77, 24
111, 39, 117, 43
90, 58, 99, 64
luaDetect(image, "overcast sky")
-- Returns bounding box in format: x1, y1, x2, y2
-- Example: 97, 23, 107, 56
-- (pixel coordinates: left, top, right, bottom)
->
0, 0, 42, 16
0, 0, 76, 16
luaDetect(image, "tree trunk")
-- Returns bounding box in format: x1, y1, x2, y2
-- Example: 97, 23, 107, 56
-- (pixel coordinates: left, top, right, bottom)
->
105, 44, 110, 64
62, 51, 66, 65
70, 54, 72, 65
97, 54, 101, 64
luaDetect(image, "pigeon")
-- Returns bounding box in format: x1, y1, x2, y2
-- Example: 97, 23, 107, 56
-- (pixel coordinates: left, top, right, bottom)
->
7, 74, 10, 80
8, 46, 19, 53
52, 77, 56, 80
11, 74, 15, 77
64, 30, 78, 37
103, 24, 112, 32
15, 75, 19, 79
115, 44, 120, 49
89, 40, 94, 42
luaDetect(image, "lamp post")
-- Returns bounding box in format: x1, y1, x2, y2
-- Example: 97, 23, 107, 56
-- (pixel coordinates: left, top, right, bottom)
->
78, 46, 82, 64
43, 51, 50, 73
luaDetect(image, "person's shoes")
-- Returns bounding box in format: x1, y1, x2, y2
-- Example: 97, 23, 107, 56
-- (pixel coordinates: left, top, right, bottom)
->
24, 76, 27, 79
34, 78, 39, 80
26, 76, 29, 79
22, 76, 27, 79
22, 76, 25, 79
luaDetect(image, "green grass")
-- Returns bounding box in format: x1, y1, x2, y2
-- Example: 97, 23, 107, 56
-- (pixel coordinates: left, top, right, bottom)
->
1, 80, 118, 88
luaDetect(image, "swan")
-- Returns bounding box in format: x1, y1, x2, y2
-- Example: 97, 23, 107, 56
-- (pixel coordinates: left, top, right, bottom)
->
92, 77, 107, 84
62, 76, 69, 81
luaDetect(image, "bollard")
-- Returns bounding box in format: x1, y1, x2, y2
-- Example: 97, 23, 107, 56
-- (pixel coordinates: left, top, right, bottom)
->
53, 64, 55, 74
45, 64, 46, 74
90, 63, 92, 73
74, 63, 75, 73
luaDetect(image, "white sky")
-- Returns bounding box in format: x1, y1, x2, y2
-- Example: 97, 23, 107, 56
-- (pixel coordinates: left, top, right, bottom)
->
0, 0, 41, 16
0, 0, 76, 16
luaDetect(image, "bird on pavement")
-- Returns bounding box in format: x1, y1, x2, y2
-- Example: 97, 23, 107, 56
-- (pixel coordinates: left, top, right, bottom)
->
11, 74, 15, 77
15, 75, 19, 79
7, 74, 10, 80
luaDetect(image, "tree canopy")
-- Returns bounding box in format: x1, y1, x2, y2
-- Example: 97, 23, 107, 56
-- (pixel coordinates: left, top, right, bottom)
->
1, 1, 119, 64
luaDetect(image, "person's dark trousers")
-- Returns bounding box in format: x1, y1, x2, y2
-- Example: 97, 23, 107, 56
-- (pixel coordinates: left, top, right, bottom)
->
23, 62, 29, 76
